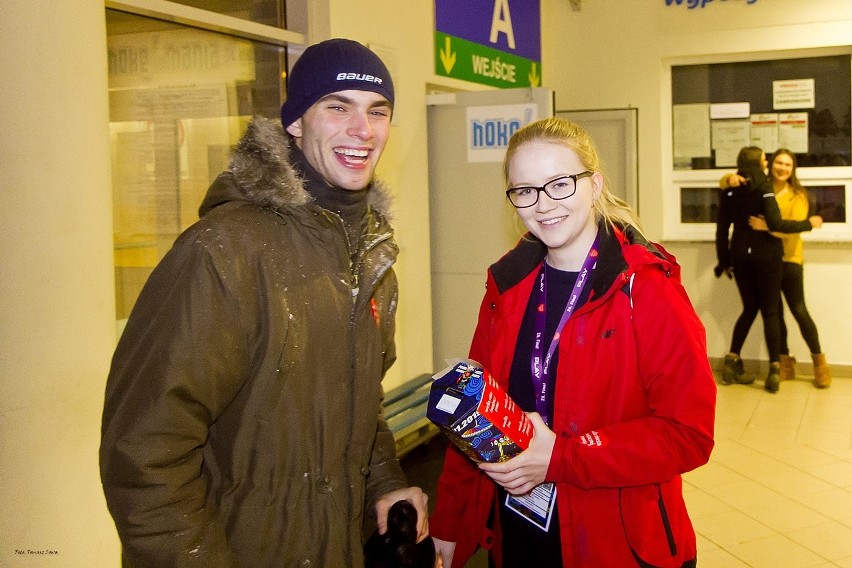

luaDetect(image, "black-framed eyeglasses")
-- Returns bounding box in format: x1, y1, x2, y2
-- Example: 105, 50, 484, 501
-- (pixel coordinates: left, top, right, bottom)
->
505, 171, 593, 208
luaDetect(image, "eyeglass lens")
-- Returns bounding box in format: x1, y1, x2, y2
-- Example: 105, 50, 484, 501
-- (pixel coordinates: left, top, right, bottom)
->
508, 176, 577, 208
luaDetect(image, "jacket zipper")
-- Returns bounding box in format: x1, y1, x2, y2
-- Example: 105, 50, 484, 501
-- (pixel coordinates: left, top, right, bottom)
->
656, 484, 677, 556
619, 485, 679, 567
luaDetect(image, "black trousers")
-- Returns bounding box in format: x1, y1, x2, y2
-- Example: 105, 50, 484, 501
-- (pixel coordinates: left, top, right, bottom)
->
779, 261, 822, 355
730, 255, 783, 362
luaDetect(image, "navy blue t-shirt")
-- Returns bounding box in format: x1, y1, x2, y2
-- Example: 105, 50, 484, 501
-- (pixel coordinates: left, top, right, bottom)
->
495, 262, 589, 567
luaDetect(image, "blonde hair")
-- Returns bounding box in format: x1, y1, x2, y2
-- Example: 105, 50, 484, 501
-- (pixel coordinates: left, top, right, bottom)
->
503, 117, 644, 236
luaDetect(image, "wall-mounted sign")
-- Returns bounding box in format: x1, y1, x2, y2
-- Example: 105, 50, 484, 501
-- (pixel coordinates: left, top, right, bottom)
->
466, 103, 539, 162
108, 28, 255, 89
435, 0, 541, 88
664, 0, 758, 8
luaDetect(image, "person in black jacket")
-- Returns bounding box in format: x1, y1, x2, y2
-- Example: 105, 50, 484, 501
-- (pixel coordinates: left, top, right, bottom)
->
715, 146, 822, 392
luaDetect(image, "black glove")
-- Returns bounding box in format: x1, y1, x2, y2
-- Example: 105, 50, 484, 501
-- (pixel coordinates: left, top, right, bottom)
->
714, 265, 733, 279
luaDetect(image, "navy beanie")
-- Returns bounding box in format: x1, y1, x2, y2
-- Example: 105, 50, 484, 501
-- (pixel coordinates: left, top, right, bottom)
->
280, 38, 394, 129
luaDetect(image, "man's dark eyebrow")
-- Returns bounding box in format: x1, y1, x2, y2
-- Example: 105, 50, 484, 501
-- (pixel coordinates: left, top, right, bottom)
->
318, 93, 353, 105
316, 93, 392, 109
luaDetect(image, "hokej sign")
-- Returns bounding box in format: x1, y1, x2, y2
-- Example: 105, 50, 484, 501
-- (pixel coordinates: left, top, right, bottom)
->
434, 0, 542, 88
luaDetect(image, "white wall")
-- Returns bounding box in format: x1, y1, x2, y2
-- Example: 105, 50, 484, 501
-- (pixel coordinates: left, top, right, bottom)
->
322, 0, 442, 389
542, 0, 852, 367
0, 1, 120, 565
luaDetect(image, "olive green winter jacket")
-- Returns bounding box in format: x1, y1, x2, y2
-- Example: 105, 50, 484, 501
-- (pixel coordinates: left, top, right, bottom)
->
100, 118, 407, 568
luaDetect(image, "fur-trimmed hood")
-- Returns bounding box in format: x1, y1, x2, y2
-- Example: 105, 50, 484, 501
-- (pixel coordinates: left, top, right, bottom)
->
198, 117, 394, 219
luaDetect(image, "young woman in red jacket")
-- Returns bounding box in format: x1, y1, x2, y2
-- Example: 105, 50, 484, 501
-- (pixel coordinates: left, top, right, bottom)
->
430, 118, 716, 568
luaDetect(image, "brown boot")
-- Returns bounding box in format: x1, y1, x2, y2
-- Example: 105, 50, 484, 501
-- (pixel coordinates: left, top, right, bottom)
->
812, 353, 831, 389
779, 354, 796, 381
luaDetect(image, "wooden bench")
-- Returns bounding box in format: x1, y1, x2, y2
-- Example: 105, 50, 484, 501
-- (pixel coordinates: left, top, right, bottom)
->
383, 373, 440, 457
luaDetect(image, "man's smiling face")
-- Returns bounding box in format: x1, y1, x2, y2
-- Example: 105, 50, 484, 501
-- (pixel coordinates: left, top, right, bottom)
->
286, 90, 392, 191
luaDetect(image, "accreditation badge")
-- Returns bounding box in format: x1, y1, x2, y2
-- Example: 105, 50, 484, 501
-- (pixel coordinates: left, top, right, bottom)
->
505, 482, 557, 532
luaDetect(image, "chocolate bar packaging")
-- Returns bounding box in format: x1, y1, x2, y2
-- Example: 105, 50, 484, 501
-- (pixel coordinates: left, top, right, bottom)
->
426, 360, 532, 463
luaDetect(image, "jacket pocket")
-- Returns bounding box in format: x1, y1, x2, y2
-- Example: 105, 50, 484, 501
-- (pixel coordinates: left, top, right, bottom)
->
619, 482, 691, 568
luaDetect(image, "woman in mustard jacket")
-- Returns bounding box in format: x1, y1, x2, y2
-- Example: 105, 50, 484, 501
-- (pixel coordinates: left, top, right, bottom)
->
430, 118, 716, 567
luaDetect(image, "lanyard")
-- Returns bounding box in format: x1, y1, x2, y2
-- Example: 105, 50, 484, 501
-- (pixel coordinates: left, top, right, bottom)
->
530, 237, 598, 425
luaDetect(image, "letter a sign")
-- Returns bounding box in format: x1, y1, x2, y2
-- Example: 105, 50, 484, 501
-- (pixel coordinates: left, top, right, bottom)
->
434, 0, 542, 88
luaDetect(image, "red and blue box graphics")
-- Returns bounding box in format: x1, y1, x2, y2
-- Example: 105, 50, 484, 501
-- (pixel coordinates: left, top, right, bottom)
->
427, 360, 532, 463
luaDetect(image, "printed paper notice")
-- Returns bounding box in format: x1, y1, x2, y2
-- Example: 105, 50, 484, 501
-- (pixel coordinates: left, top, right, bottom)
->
710, 102, 750, 120
778, 113, 809, 154
673, 104, 711, 166
750, 114, 779, 152
773, 79, 815, 110
711, 120, 751, 168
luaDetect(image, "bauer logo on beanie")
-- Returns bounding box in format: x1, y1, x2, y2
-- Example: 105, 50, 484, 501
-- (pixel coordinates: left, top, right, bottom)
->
280, 38, 394, 129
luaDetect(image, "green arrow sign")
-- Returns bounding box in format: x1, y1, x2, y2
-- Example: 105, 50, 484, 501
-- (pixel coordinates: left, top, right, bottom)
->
434, 32, 540, 89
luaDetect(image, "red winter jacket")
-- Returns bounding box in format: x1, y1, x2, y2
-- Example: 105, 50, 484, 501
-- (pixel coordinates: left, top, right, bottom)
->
430, 224, 716, 568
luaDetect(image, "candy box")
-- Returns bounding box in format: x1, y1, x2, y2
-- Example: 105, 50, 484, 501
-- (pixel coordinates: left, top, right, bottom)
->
426, 359, 532, 463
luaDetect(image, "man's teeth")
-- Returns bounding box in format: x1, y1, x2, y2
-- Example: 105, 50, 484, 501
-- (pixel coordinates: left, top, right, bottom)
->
335, 148, 368, 158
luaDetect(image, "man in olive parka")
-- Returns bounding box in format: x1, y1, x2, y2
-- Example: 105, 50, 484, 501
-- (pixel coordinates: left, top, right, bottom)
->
100, 38, 429, 568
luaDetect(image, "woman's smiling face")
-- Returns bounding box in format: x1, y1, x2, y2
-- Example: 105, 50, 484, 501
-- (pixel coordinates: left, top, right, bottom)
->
771, 152, 794, 184
507, 140, 601, 270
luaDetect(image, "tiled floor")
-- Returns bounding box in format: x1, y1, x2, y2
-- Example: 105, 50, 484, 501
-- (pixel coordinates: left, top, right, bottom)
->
686, 370, 852, 567
401, 370, 852, 567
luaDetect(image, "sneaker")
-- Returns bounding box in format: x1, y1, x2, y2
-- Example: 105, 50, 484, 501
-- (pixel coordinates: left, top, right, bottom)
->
765, 363, 781, 393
